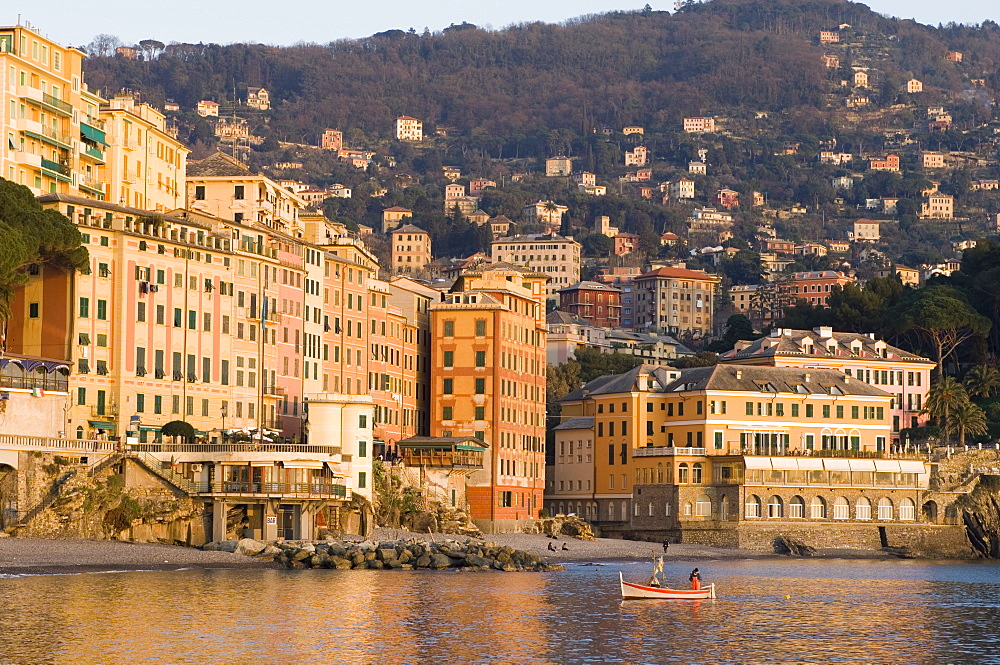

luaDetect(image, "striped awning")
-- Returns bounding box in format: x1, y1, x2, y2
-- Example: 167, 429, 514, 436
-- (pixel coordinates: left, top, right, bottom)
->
88, 420, 116, 430
80, 121, 108, 146
281, 460, 325, 469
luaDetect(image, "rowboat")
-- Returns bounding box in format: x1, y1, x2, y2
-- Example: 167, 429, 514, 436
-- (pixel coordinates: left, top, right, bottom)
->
619, 572, 717, 600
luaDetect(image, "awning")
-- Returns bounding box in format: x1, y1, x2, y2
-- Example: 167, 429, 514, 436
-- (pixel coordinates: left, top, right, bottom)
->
139, 426, 160, 432
899, 460, 927, 474
848, 459, 876, 471
796, 458, 824, 470
823, 459, 851, 471
80, 121, 108, 146
88, 420, 116, 430
249, 461, 274, 467
874, 460, 902, 472
281, 460, 325, 469
743, 457, 771, 469
456, 444, 486, 451
770, 457, 798, 470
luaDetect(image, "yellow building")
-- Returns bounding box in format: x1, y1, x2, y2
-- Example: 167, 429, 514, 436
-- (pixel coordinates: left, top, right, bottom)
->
430, 264, 548, 531
395, 116, 422, 141
390, 224, 431, 275
186, 152, 304, 233
633, 266, 721, 338
0, 24, 107, 198
548, 363, 939, 550
101, 92, 188, 212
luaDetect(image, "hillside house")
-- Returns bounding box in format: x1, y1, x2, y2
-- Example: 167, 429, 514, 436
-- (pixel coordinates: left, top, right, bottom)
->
395, 116, 423, 141
625, 146, 648, 167
546, 156, 573, 177
683, 117, 716, 133
246, 87, 270, 110
906, 79, 924, 93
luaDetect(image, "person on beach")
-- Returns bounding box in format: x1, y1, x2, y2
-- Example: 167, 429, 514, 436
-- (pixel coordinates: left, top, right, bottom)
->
561, 543, 569, 551
662, 539, 669, 553
689, 568, 701, 590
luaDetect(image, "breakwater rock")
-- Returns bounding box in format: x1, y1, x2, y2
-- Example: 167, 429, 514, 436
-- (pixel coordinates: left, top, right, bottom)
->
205, 537, 564, 572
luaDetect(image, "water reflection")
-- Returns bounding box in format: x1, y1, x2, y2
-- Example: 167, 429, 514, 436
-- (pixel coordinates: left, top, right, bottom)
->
0, 560, 998, 664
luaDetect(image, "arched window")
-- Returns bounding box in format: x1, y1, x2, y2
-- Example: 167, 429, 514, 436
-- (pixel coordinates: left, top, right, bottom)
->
789, 495, 805, 518
608, 502, 615, 521
656, 463, 663, 484
75, 425, 84, 440
833, 497, 850, 520
684, 502, 693, 516
665, 501, 672, 517
745, 494, 762, 518
634, 502, 640, 517
558, 502, 565, 516
856, 497, 872, 520
695, 494, 712, 517
678, 463, 689, 484
922, 501, 938, 523
720, 495, 730, 520
692, 463, 703, 484
621, 501, 628, 521
899, 498, 915, 521
648, 502, 654, 517
811, 496, 827, 519
767, 495, 783, 518
878, 497, 894, 521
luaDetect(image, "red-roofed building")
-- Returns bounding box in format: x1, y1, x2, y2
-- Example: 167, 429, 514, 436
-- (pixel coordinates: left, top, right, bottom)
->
783, 271, 853, 306
633, 266, 721, 337
614, 232, 640, 256
714, 188, 740, 209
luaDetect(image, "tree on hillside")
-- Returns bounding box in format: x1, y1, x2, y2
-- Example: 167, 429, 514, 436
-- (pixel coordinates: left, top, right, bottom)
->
582, 233, 614, 257
953, 400, 988, 448
894, 286, 991, 377
964, 365, 1000, 400
707, 314, 756, 353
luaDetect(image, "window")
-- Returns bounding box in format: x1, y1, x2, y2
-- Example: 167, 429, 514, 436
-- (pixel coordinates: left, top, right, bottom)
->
678, 463, 689, 484
856, 497, 872, 520
156, 305, 165, 325
475, 378, 485, 394
443, 351, 453, 367
475, 406, 485, 420
878, 497, 893, 520
695, 495, 712, 517
221, 360, 230, 385
79, 297, 89, 317
822, 405, 831, 418
789, 496, 805, 518
443, 320, 454, 337
745, 494, 761, 518
357, 472, 366, 489
359, 415, 367, 429
833, 497, 850, 520
475, 351, 486, 367
810, 496, 826, 519
27, 302, 39, 318
851, 405, 859, 419
767, 495, 783, 518
173, 308, 182, 327
791, 403, 799, 417
77, 387, 86, 406
836, 405, 844, 419
443, 378, 453, 394
714, 431, 723, 449
195, 185, 205, 200
475, 319, 486, 336
137, 302, 146, 322
358, 441, 367, 458
899, 498, 915, 521
745, 401, 754, 416
234, 185, 244, 199
442, 406, 453, 420
96, 300, 107, 320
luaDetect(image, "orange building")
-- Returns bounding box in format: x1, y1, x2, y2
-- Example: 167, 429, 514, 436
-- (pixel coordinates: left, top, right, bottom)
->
784, 271, 853, 306
390, 224, 432, 275
430, 264, 548, 531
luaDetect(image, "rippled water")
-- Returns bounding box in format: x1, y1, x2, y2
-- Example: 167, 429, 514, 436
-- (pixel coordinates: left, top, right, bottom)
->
1, 559, 999, 664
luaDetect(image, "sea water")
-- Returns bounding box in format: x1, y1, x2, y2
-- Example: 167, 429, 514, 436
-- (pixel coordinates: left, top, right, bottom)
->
1, 558, 998, 664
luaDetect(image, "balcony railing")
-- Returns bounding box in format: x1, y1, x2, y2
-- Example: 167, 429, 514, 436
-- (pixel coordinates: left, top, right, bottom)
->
42, 93, 72, 115
0, 434, 119, 453
83, 146, 105, 161
0, 374, 69, 392
401, 450, 484, 469
40, 158, 70, 176
194, 481, 350, 498
634, 447, 707, 457
128, 443, 340, 455
741, 468, 923, 489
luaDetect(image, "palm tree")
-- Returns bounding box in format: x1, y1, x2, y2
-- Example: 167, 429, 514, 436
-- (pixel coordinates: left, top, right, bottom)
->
964, 365, 1000, 400
953, 401, 988, 448
923, 376, 968, 446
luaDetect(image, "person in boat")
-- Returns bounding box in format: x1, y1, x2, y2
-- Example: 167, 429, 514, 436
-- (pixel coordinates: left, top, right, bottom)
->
647, 574, 661, 587
689, 568, 701, 591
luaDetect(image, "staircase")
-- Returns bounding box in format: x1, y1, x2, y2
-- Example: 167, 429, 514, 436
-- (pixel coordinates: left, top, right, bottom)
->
15, 469, 78, 528
126, 450, 198, 494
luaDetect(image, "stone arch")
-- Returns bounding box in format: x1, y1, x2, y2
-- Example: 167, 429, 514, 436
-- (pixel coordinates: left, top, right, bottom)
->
833, 496, 850, 519
695, 494, 712, 517
811, 496, 827, 519
767, 495, 783, 518
745, 494, 762, 518
789, 495, 805, 518
856, 496, 872, 520
878, 497, 894, 521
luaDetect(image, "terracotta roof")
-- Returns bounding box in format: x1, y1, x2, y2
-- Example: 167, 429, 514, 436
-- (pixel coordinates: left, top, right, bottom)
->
186, 152, 252, 177
719, 328, 932, 364
554, 417, 594, 431
663, 364, 892, 397
557, 281, 622, 294
637, 266, 720, 281
383, 206, 413, 213
391, 224, 426, 234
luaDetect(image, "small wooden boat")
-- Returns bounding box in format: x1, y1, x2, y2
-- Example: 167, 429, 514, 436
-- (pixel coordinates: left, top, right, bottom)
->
619, 572, 717, 600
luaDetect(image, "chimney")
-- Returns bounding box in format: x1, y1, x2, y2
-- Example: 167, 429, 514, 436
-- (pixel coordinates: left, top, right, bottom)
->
814, 326, 833, 338
735, 370, 742, 380
804, 373, 811, 383
770, 328, 782, 338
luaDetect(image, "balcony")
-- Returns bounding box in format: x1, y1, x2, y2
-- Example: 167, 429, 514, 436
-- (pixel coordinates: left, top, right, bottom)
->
193, 481, 350, 499
91, 405, 119, 418
42, 93, 73, 115
129, 443, 341, 455
40, 158, 71, 180
634, 447, 707, 457
82, 145, 105, 162
79, 176, 106, 195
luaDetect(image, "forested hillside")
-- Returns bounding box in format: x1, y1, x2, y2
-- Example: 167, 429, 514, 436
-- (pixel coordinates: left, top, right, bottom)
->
81, 0, 1000, 151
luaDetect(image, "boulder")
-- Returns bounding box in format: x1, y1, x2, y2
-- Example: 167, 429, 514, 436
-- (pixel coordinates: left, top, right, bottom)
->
465, 554, 491, 568
415, 555, 431, 568
203, 540, 238, 553
773, 535, 817, 556
430, 553, 452, 569
234, 538, 267, 556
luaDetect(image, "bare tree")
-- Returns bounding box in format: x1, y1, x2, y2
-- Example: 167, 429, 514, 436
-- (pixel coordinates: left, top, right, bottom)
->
86, 33, 122, 57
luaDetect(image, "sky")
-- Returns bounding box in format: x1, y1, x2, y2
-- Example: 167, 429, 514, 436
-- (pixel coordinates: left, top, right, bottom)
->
3, 0, 997, 48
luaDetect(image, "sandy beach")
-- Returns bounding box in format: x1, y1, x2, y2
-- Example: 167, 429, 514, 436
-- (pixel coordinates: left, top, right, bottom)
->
0, 537, 277, 576
0, 529, 894, 576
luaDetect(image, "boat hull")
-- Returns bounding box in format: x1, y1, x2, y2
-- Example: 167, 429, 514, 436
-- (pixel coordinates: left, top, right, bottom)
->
619, 573, 716, 599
